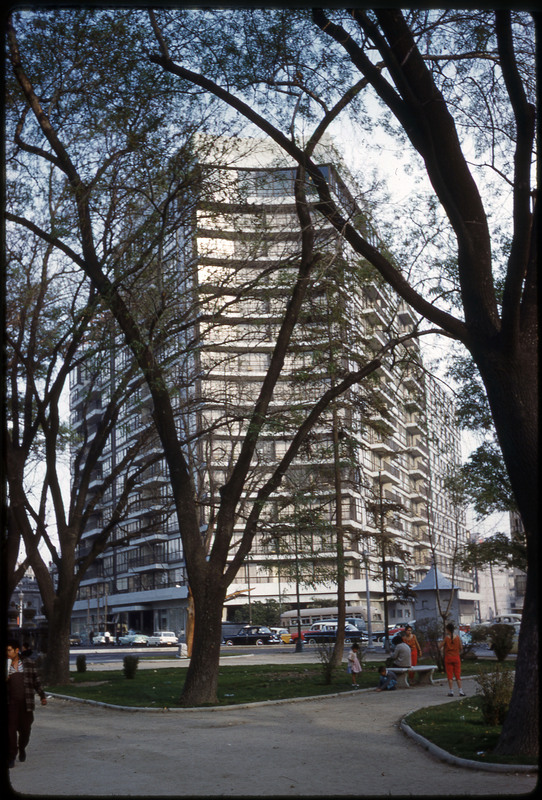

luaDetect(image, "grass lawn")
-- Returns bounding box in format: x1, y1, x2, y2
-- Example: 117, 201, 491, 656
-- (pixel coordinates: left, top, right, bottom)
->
405, 696, 536, 767
47, 662, 360, 707
46, 657, 532, 766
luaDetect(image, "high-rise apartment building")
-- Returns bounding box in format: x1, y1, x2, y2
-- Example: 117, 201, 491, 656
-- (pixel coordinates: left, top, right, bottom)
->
70, 137, 475, 639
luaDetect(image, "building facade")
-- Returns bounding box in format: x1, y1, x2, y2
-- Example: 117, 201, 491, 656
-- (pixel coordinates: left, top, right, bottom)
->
69, 137, 476, 639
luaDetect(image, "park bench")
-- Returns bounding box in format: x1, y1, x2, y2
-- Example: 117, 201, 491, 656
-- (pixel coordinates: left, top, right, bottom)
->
391, 665, 438, 688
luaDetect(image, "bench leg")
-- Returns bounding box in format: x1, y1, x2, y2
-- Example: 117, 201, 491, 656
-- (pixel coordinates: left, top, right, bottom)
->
416, 670, 435, 685
420, 669, 433, 686
395, 672, 410, 688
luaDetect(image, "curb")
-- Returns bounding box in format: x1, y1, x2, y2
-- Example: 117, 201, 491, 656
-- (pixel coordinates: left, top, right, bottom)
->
400, 717, 538, 774
47, 685, 368, 713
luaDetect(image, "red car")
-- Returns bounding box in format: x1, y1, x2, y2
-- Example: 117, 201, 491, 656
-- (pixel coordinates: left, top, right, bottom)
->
289, 630, 305, 643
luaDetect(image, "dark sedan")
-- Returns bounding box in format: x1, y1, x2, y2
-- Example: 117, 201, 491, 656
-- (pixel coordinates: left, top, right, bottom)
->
222, 625, 279, 646
304, 624, 368, 645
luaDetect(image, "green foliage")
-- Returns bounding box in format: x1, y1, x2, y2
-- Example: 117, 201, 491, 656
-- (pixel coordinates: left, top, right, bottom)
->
476, 665, 514, 725
469, 623, 516, 662
487, 624, 516, 662
447, 353, 493, 431
232, 599, 282, 626
460, 533, 527, 573
469, 625, 491, 646
413, 619, 445, 671
123, 655, 140, 679
75, 655, 87, 673
458, 443, 517, 517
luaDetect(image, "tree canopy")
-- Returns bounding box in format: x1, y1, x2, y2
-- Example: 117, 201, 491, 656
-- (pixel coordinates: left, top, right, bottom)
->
5, 7, 537, 755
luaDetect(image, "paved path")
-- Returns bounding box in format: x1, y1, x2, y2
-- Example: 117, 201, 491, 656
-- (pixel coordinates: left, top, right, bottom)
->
7, 653, 537, 798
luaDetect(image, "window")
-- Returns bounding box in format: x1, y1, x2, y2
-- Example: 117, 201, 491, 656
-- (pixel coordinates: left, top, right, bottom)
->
248, 169, 296, 197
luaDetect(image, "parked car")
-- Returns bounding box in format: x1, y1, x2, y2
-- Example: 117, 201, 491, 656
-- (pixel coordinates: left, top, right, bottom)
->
118, 632, 149, 646
146, 631, 179, 646
372, 626, 403, 643
222, 625, 278, 646
269, 627, 291, 644
491, 614, 522, 625
92, 632, 113, 645
304, 623, 366, 645
289, 630, 305, 644
69, 634, 82, 646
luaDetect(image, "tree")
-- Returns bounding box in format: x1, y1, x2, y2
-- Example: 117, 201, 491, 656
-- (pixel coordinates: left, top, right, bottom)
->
460, 532, 527, 575
366, 477, 408, 653
6, 10, 417, 706
145, 8, 537, 755
3, 223, 166, 683
3, 9, 208, 683
448, 351, 518, 517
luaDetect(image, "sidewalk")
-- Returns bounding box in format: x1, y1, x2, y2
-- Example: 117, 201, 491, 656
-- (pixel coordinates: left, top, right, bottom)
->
7, 652, 538, 798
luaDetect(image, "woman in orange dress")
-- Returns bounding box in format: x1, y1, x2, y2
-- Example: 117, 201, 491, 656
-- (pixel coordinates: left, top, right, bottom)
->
439, 622, 465, 696
403, 625, 422, 666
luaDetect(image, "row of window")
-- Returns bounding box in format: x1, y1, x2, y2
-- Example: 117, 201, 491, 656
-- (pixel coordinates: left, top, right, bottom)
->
76, 567, 187, 600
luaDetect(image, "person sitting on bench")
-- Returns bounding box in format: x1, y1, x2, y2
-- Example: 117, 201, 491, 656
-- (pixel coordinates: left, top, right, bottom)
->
392, 631, 412, 668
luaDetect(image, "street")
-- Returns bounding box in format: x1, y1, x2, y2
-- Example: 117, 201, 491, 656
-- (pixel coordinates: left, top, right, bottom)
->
70, 642, 500, 667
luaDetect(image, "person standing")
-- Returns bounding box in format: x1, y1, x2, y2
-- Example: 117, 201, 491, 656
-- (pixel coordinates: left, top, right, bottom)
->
6, 639, 47, 768
347, 642, 362, 688
439, 622, 465, 697
403, 625, 422, 666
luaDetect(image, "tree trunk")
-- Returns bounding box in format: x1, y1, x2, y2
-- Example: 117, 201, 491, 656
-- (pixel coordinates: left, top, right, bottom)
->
494, 560, 538, 756
179, 581, 227, 706
42, 600, 73, 685
475, 344, 538, 756
330, 404, 346, 668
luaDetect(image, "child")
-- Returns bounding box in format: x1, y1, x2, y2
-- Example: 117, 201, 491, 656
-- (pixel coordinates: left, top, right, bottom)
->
347, 642, 362, 688
375, 665, 397, 691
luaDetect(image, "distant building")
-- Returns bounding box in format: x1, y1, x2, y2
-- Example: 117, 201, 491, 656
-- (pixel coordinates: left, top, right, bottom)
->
69, 136, 475, 638
413, 565, 477, 627
473, 513, 526, 622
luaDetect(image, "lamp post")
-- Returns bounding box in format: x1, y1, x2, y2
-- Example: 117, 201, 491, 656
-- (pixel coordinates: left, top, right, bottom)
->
18, 591, 24, 631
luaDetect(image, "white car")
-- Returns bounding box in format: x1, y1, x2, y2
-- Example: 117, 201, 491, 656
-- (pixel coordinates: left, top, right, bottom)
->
118, 632, 149, 646
92, 632, 113, 645
146, 631, 179, 646
269, 627, 291, 643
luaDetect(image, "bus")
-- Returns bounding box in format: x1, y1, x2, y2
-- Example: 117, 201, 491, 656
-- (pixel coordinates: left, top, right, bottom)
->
280, 606, 367, 633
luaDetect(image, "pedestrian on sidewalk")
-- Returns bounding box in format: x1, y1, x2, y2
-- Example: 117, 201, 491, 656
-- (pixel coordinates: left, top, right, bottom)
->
439, 622, 465, 697
347, 642, 362, 687
6, 639, 47, 769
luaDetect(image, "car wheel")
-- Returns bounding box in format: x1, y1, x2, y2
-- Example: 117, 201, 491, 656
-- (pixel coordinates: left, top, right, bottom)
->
308, 638, 317, 645
225, 640, 234, 646
256, 639, 264, 646
345, 638, 352, 645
